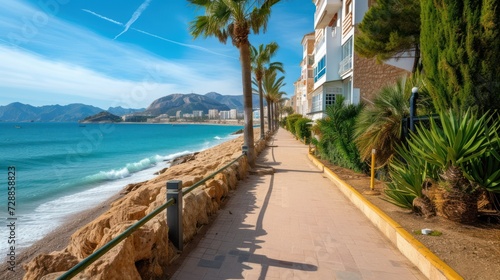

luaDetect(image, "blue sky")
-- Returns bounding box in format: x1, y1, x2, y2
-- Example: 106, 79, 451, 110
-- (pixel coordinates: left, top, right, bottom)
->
0, 0, 315, 109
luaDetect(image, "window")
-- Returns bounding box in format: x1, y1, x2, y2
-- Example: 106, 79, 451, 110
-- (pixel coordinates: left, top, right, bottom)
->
314, 56, 326, 82
342, 37, 353, 60
312, 93, 323, 113
325, 93, 335, 107
339, 37, 353, 75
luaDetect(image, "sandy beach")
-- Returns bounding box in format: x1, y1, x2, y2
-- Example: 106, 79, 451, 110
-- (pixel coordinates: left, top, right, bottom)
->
1, 191, 123, 279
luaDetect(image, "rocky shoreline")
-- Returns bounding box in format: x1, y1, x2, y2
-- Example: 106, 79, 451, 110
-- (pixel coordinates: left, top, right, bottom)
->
2, 132, 267, 279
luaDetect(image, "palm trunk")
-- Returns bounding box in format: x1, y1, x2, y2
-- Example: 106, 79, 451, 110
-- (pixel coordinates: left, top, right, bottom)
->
239, 43, 255, 167
266, 99, 272, 133
258, 80, 265, 139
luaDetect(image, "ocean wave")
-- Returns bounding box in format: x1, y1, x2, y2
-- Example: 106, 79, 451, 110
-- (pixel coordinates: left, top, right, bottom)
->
84, 150, 192, 182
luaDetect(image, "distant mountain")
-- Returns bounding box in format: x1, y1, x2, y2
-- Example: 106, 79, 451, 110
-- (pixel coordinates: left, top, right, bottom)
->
0, 92, 264, 122
204, 92, 264, 111
0, 103, 103, 122
107, 106, 145, 116
81, 111, 122, 123
0, 103, 142, 122
144, 93, 230, 116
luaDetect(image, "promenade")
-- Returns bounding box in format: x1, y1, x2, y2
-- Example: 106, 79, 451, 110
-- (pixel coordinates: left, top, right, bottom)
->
171, 129, 425, 280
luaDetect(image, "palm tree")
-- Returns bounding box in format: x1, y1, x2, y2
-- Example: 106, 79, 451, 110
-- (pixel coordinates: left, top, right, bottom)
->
250, 42, 284, 138
260, 69, 285, 132
189, 0, 280, 167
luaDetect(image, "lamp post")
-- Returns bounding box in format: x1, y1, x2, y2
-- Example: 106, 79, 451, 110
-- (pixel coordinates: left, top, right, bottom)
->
409, 87, 418, 132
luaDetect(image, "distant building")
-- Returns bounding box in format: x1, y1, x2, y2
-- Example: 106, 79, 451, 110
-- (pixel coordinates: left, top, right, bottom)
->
253, 110, 260, 120
220, 111, 231, 120
176, 111, 181, 118
230, 109, 237, 119
193, 110, 203, 118
208, 109, 219, 119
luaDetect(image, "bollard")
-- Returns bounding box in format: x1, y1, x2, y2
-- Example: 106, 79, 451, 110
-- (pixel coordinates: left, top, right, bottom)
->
167, 180, 183, 251
370, 149, 376, 190
364, 149, 380, 195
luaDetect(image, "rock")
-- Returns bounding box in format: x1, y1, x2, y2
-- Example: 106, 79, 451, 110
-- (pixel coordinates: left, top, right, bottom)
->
22, 251, 78, 280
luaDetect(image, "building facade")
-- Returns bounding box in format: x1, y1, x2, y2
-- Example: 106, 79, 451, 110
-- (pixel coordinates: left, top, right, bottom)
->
298, 0, 412, 120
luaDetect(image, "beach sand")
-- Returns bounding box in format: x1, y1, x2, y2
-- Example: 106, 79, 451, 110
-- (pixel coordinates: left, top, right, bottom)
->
1, 192, 123, 279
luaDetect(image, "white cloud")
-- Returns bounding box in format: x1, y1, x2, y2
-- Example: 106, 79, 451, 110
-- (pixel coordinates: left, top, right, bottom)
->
0, 45, 242, 108
0, 1, 243, 108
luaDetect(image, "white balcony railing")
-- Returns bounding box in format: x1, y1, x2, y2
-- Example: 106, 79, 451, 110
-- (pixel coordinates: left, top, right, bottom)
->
338, 56, 352, 76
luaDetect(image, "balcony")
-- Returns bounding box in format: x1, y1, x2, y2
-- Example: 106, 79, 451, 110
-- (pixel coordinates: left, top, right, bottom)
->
338, 56, 352, 76
314, 0, 342, 29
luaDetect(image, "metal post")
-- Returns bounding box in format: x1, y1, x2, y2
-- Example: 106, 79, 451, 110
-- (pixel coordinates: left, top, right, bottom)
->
370, 149, 376, 191
167, 180, 183, 251
409, 87, 418, 132
364, 149, 380, 195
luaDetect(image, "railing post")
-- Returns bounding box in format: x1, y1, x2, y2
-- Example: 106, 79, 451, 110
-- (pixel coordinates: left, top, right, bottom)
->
167, 180, 183, 251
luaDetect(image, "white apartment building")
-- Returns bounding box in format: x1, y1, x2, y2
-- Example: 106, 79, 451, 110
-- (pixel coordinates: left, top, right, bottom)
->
208, 109, 219, 119
220, 111, 231, 120
296, 32, 316, 116
230, 109, 237, 119
193, 110, 203, 118
302, 0, 412, 120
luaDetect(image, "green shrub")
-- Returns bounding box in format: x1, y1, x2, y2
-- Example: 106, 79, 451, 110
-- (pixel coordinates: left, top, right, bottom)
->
286, 114, 302, 134
294, 117, 312, 143
316, 96, 367, 173
384, 144, 439, 209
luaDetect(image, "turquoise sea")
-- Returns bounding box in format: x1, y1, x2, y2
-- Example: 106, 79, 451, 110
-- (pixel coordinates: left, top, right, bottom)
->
0, 122, 242, 255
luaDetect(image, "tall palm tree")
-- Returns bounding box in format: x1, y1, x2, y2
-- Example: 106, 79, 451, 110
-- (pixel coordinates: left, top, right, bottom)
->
261, 69, 285, 132
250, 42, 284, 138
189, 0, 280, 167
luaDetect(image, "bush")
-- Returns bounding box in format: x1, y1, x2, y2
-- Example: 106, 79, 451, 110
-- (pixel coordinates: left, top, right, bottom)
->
384, 144, 439, 209
316, 96, 367, 173
294, 117, 312, 143
286, 114, 303, 134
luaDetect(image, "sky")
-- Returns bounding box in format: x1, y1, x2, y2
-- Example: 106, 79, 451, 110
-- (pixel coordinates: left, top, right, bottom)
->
0, 0, 315, 109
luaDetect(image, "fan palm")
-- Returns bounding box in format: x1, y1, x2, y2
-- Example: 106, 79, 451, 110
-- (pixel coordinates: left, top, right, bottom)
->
354, 75, 431, 167
250, 42, 284, 138
317, 95, 366, 172
189, 0, 280, 167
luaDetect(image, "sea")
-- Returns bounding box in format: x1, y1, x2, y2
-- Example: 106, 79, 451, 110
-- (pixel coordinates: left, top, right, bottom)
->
0, 122, 242, 257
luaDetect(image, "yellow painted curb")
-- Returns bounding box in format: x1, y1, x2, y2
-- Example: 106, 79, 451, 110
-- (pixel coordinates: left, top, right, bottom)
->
308, 153, 463, 280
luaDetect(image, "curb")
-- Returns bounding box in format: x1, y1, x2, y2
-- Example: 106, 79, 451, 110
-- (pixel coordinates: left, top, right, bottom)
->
308, 153, 463, 280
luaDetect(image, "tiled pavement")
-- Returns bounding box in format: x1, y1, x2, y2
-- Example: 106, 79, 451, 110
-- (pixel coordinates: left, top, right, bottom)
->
170, 129, 426, 280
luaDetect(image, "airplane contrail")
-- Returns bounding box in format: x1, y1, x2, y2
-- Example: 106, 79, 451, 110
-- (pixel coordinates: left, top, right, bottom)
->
82, 7, 237, 59
114, 0, 152, 40
82, 9, 123, 25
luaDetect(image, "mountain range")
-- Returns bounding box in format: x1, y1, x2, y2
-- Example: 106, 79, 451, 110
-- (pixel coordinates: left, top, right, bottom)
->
0, 92, 263, 122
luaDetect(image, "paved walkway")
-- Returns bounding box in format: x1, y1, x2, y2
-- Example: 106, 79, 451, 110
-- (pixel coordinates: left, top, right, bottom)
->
171, 129, 425, 280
